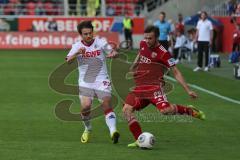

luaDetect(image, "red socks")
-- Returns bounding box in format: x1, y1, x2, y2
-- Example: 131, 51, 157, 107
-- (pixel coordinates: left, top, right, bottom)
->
175, 105, 194, 116
128, 118, 142, 140
127, 105, 194, 140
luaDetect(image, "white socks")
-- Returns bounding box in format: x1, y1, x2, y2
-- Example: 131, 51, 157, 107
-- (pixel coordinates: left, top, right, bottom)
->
105, 112, 117, 135
81, 112, 117, 135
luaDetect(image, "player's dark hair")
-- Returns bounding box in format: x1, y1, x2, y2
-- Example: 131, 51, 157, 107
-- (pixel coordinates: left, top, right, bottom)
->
201, 11, 208, 17
77, 21, 94, 34
144, 25, 160, 38
159, 11, 166, 17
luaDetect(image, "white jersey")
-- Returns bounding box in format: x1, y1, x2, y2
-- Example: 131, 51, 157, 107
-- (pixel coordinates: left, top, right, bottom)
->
67, 37, 113, 84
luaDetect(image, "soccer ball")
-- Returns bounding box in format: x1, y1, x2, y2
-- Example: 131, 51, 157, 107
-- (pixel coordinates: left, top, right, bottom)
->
137, 132, 155, 149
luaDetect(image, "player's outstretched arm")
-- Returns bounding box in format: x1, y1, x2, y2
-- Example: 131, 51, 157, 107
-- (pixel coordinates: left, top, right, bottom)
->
106, 50, 118, 58
65, 47, 86, 63
172, 66, 198, 99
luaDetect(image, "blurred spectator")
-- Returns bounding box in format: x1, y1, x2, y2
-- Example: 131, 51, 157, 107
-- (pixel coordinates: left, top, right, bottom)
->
226, 0, 237, 15
168, 19, 175, 53
68, 0, 77, 15
175, 13, 185, 34
185, 28, 197, 52
95, 0, 101, 16
0, 18, 10, 31
123, 14, 134, 49
173, 29, 187, 63
106, 5, 115, 16
80, 0, 87, 16
47, 17, 58, 32
235, 3, 240, 15
194, 11, 213, 72
154, 11, 171, 50
87, 0, 95, 16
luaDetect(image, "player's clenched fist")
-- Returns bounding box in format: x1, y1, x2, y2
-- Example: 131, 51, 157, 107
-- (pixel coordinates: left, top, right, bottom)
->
188, 90, 198, 99
106, 50, 118, 58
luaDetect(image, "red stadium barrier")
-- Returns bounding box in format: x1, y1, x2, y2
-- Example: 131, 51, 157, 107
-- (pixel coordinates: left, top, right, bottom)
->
17, 17, 144, 34
214, 16, 237, 53
0, 32, 119, 49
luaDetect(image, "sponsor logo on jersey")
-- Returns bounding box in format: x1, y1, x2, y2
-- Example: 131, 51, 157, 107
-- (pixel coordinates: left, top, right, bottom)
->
140, 55, 151, 64
103, 80, 111, 86
82, 50, 101, 58
151, 52, 157, 58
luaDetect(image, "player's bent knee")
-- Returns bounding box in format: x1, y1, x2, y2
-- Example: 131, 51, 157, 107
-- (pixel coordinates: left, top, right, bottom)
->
160, 108, 173, 115
81, 99, 92, 109
81, 103, 91, 109
122, 104, 134, 115
157, 102, 175, 115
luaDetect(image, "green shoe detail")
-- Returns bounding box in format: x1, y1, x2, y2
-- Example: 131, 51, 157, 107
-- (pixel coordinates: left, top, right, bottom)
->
81, 130, 90, 143
127, 141, 139, 148
189, 105, 206, 120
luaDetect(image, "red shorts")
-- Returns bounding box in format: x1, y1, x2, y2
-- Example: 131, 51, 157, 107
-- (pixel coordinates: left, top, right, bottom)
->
124, 85, 169, 111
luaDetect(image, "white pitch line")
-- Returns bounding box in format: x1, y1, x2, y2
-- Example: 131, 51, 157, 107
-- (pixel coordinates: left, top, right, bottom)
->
165, 76, 240, 105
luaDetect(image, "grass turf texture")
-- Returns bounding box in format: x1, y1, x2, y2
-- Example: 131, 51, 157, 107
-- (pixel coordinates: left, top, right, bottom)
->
0, 50, 240, 160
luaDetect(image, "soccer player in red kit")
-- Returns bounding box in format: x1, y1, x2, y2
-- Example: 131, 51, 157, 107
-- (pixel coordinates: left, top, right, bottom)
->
122, 26, 206, 147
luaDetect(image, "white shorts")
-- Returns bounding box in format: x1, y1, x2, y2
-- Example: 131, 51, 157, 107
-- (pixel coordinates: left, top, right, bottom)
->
79, 79, 112, 100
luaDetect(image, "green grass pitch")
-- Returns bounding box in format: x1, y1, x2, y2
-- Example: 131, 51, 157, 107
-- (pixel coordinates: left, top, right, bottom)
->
0, 50, 240, 160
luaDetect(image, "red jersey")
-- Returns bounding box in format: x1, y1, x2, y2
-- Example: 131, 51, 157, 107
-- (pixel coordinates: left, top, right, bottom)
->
133, 40, 175, 87
175, 22, 185, 34
233, 29, 240, 44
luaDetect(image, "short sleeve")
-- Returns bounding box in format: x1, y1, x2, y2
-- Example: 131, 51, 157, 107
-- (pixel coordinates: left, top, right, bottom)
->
160, 51, 176, 67
98, 37, 113, 54
67, 42, 81, 57
196, 21, 200, 30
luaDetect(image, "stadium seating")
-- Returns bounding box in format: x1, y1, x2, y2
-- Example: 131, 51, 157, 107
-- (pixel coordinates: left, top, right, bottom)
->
0, 0, 64, 15
106, 0, 139, 16
0, 0, 169, 16
26, 1, 35, 15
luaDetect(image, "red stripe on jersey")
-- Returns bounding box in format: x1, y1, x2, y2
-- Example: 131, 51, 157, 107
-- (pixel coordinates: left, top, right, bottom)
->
81, 39, 95, 47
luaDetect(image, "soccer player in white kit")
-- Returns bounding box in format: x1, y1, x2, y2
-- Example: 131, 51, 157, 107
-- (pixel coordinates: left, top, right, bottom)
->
65, 21, 120, 144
